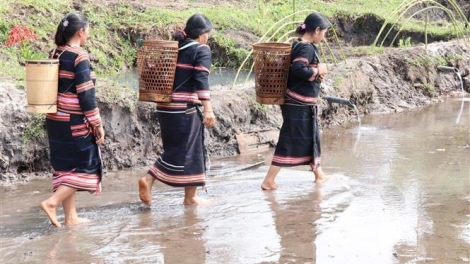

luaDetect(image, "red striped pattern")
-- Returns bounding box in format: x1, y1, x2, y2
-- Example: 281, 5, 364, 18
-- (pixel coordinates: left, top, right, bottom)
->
148, 164, 205, 185
194, 65, 210, 73
156, 103, 188, 110
308, 67, 318, 81
70, 123, 90, 137
172, 92, 198, 102
57, 93, 83, 114
56, 93, 101, 126
175, 64, 210, 73
293, 57, 309, 64
84, 109, 101, 127
272, 155, 312, 165
76, 80, 94, 93
176, 63, 194, 70
75, 52, 89, 66
59, 70, 74, 79
52, 170, 100, 193
196, 90, 210, 100
286, 89, 318, 104
46, 111, 70, 122
64, 46, 82, 54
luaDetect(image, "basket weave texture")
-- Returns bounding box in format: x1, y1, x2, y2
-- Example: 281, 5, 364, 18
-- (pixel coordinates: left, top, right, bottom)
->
25, 59, 59, 113
252, 42, 291, 105
137, 40, 179, 102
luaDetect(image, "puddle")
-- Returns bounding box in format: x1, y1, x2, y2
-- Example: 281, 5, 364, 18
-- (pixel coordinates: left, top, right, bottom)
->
1, 98, 469, 263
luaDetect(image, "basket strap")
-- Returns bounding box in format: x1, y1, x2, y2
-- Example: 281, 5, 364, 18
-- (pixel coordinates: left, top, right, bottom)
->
56, 49, 67, 60
172, 41, 202, 93
49, 47, 67, 59
178, 41, 199, 51
49, 48, 56, 59
49, 47, 75, 93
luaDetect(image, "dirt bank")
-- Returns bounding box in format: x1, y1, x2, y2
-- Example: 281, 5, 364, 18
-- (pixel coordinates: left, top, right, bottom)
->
1, 39, 469, 184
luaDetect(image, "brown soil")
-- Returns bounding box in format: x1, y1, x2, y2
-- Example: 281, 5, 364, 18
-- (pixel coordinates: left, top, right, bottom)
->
1, 0, 469, 184
2, 39, 469, 184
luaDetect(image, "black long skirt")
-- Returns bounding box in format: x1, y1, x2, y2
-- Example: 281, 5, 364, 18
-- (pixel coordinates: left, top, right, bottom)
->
147, 103, 206, 187
271, 103, 321, 171
46, 112, 102, 193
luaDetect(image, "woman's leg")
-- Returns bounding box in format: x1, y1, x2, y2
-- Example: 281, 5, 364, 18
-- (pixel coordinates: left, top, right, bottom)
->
40, 185, 76, 227
313, 166, 328, 183
139, 174, 155, 205
261, 165, 281, 190
183, 187, 208, 205
62, 192, 90, 226
62, 192, 77, 224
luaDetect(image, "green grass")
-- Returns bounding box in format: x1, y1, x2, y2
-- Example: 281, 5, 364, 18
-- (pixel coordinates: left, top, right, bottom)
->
333, 76, 345, 90
346, 46, 385, 57
406, 54, 464, 67
22, 114, 46, 144
0, 0, 467, 78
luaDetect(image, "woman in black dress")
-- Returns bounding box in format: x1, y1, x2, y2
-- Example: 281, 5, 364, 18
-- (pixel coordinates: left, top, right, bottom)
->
261, 12, 329, 190
139, 14, 215, 205
41, 13, 105, 227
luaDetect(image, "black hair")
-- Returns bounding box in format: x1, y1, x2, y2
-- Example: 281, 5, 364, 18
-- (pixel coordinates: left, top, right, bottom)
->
173, 14, 212, 41
54, 12, 88, 46
295, 12, 329, 35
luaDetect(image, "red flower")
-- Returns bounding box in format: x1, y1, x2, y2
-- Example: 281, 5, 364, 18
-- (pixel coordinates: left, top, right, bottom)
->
5, 25, 37, 47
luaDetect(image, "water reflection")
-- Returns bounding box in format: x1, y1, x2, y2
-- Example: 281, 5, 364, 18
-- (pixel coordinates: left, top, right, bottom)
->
44, 227, 104, 264
0, 98, 468, 263
132, 207, 207, 264
263, 186, 323, 263
317, 98, 469, 263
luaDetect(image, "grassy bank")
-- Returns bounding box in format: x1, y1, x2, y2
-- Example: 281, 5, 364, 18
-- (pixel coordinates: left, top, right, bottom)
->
0, 0, 467, 82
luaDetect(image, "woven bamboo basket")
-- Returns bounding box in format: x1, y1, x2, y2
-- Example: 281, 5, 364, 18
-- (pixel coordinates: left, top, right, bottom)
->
252, 42, 291, 105
25, 59, 59, 113
137, 40, 179, 102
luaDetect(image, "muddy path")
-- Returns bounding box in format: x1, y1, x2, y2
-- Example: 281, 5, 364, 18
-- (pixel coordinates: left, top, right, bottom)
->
1, 97, 468, 263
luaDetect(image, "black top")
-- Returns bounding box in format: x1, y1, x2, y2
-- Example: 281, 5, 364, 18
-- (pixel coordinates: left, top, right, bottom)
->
171, 39, 212, 104
50, 45, 101, 127
285, 39, 321, 104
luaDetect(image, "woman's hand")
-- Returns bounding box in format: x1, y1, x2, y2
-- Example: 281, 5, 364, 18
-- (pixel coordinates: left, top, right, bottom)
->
93, 124, 105, 145
203, 111, 216, 127
317, 63, 328, 76
316, 63, 328, 82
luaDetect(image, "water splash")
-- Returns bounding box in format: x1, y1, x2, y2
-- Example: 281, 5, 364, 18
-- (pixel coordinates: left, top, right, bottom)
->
455, 69, 466, 124
352, 104, 361, 126
456, 70, 465, 95
455, 96, 465, 125
438, 66, 466, 124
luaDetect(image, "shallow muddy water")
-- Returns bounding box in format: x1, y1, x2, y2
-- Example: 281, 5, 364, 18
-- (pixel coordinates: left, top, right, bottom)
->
116, 68, 253, 91
1, 98, 469, 264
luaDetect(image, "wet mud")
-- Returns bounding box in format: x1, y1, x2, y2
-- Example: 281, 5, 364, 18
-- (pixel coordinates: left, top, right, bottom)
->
1, 98, 468, 263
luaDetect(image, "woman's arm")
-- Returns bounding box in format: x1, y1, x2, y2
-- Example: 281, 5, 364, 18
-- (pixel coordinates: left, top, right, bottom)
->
290, 44, 318, 82
194, 45, 215, 127
74, 51, 105, 143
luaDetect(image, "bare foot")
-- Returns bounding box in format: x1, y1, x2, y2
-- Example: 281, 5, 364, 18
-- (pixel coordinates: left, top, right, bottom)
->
315, 176, 329, 184
40, 201, 61, 228
261, 182, 279, 190
313, 166, 329, 184
183, 197, 211, 206
139, 176, 152, 205
314, 171, 329, 184
65, 217, 91, 226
